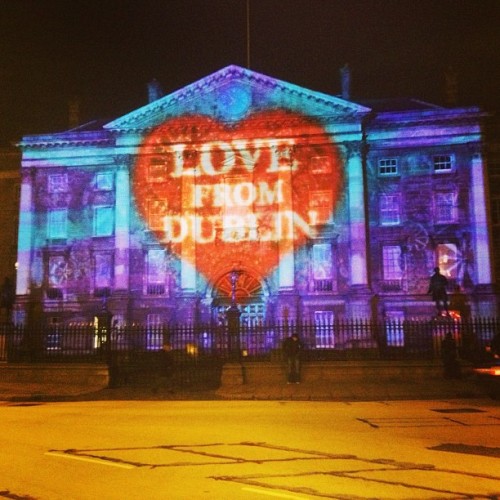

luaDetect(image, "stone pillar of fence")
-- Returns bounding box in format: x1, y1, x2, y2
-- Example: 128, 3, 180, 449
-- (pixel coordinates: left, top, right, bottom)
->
226, 305, 241, 359
347, 290, 377, 349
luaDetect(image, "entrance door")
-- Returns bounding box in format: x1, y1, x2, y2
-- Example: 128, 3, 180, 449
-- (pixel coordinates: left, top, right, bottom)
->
212, 271, 265, 324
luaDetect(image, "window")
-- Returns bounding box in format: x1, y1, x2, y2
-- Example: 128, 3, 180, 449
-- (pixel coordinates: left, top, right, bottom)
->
146, 249, 166, 295
312, 244, 333, 279
46, 318, 62, 350
148, 200, 168, 231
48, 255, 67, 292
379, 194, 400, 226
314, 311, 335, 348
48, 174, 68, 193
146, 313, 163, 350
384, 311, 405, 347
310, 155, 332, 174
94, 253, 113, 291
382, 245, 403, 281
95, 172, 113, 191
437, 243, 458, 280
312, 244, 333, 292
239, 303, 266, 326
435, 191, 458, 223
309, 190, 333, 225
148, 158, 168, 183
93, 206, 114, 237
378, 158, 398, 176
433, 155, 453, 173
47, 209, 68, 240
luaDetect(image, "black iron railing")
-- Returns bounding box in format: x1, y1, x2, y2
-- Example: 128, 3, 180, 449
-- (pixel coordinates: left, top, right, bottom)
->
0, 317, 497, 364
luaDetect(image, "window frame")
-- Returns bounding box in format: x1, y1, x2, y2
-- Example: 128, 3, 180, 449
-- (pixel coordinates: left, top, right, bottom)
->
48, 173, 68, 193
146, 248, 167, 296
47, 208, 68, 240
433, 154, 454, 173
378, 158, 398, 176
93, 205, 114, 237
93, 252, 113, 292
434, 190, 458, 224
95, 171, 114, 191
379, 193, 401, 226
436, 242, 459, 280
382, 245, 403, 281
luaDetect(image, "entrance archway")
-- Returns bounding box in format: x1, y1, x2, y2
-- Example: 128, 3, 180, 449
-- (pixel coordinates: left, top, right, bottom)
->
212, 270, 266, 325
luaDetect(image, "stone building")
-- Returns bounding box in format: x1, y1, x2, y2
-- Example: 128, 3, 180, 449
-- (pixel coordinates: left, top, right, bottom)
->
14, 65, 498, 327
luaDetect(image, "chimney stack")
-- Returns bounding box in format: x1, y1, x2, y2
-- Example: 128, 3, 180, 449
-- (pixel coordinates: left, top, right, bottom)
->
340, 64, 351, 100
68, 98, 80, 130
147, 79, 163, 103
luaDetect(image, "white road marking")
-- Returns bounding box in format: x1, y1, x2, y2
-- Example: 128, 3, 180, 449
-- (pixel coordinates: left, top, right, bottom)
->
45, 451, 135, 469
242, 487, 308, 499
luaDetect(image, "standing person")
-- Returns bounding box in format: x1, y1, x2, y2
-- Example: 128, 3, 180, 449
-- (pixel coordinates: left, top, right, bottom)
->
441, 332, 461, 379
427, 267, 449, 316
283, 333, 303, 384
0, 277, 14, 321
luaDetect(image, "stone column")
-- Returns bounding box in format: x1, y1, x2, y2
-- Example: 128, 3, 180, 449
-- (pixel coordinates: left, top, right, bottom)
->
343, 142, 373, 321
114, 160, 130, 290
278, 156, 295, 290
345, 142, 369, 287
470, 151, 493, 284
180, 170, 196, 292
469, 150, 497, 316
16, 168, 34, 296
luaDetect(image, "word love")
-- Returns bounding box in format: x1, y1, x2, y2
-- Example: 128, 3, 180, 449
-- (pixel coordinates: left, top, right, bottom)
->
160, 138, 297, 178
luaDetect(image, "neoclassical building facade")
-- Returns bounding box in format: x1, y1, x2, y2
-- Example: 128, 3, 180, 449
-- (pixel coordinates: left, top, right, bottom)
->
14, 65, 498, 327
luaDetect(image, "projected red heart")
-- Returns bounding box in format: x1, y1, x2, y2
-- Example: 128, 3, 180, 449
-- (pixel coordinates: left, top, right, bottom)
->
133, 109, 343, 292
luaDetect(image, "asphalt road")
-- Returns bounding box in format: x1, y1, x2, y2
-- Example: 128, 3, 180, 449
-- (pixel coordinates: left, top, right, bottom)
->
1, 398, 499, 499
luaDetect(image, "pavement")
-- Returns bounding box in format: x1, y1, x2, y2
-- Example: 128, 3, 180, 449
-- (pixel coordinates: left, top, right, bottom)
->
0, 369, 496, 403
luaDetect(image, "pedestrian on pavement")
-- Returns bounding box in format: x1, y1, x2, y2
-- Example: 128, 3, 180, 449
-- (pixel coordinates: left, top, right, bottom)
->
0, 276, 15, 321
441, 332, 461, 379
283, 332, 303, 384
428, 267, 450, 316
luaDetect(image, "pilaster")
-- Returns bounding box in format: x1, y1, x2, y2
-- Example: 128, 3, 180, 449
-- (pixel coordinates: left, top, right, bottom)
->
114, 158, 131, 290
16, 168, 35, 296
343, 141, 369, 288
470, 149, 493, 285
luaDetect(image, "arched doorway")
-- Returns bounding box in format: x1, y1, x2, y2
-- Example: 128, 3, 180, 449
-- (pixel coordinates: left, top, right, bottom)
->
212, 270, 266, 325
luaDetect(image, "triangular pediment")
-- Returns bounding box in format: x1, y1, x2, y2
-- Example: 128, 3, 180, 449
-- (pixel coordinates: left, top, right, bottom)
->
104, 65, 370, 131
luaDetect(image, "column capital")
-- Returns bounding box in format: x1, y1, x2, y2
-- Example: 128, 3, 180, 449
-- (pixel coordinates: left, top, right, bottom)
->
339, 141, 366, 161
113, 155, 132, 168
465, 142, 484, 157
21, 167, 36, 182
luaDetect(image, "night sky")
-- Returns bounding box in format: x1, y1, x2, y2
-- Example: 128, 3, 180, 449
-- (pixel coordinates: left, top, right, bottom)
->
1, 0, 499, 144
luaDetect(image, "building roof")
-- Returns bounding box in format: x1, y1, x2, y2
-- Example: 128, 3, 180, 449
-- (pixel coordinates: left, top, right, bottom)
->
354, 98, 445, 112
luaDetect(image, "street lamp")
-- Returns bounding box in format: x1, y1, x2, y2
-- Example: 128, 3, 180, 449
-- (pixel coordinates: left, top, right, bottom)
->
226, 268, 242, 359
230, 268, 243, 307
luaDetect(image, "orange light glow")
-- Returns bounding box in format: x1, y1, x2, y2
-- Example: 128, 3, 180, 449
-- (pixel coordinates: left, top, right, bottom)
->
133, 110, 343, 290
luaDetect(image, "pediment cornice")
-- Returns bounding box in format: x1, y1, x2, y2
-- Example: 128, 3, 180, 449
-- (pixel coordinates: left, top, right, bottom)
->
18, 131, 114, 150
105, 65, 370, 131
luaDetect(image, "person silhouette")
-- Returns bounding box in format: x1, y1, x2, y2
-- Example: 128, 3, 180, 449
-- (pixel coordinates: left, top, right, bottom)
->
282, 333, 304, 384
0, 277, 14, 321
427, 267, 449, 316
